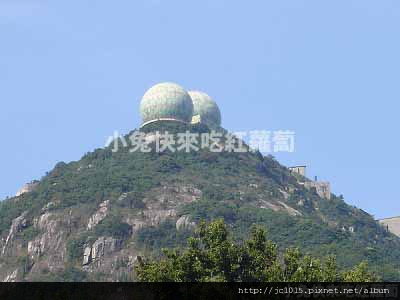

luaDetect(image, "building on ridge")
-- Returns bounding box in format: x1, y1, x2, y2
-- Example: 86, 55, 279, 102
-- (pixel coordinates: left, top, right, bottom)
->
288, 165, 307, 177
379, 216, 400, 237
289, 165, 331, 200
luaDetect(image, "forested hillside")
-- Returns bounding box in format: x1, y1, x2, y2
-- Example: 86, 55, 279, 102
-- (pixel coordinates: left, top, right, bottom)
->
0, 122, 398, 281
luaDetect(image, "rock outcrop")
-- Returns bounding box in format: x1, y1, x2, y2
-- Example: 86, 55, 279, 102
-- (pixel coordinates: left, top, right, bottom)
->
87, 200, 109, 230
83, 236, 123, 266
176, 215, 196, 231
2, 212, 28, 255
2, 269, 18, 282
27, 212, 68, 273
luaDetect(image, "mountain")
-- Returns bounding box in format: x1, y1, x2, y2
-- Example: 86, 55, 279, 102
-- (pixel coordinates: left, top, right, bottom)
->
0, 121, 399, 281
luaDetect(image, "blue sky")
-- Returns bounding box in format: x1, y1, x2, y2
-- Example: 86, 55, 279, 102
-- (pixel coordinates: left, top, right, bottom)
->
1, 0, 399, 219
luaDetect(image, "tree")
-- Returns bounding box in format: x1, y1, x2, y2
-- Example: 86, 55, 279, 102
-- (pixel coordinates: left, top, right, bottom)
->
135, 219, 377, 282
342, 261, 376, 282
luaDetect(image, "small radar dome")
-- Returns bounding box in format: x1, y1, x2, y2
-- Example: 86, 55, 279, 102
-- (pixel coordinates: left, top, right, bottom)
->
188, 91, 221, 128
140, 82, 194, 126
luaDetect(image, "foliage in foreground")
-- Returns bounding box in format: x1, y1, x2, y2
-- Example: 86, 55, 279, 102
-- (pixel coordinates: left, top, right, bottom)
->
135, 220, 377, 282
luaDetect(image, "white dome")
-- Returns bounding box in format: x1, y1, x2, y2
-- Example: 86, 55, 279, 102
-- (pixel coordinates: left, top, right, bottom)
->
140, 82, 194, 125
188, 91, 221, 128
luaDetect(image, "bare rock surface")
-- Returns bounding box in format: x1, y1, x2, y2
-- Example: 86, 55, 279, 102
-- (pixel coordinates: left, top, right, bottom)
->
82, 236, 123, 266
2, 269, 18, 282
2, 212, 28, 255
176, 215, 196, 231
87, 200, 110, 230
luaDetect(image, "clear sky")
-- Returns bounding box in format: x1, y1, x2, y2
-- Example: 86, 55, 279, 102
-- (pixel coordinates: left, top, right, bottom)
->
1, 0, 399, 219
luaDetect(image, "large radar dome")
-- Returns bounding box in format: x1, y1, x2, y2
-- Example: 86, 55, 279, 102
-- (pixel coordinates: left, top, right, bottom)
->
189, 91, 221, 128
140, 82, 194, 126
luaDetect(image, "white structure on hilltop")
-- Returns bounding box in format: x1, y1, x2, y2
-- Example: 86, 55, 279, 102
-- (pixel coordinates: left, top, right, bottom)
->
139, 82, 222, 129
289, 165, 331, 200
16, 181, 39, 197
288, 165, 307, 177
188, 91, 221, 129
379, 216, 400, 237
140, 82, 194, 127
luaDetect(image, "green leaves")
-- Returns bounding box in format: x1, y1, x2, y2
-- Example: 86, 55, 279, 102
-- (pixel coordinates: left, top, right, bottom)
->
135, 220, 377, 282
94, 215, 132, 239
342, 261, 377, 282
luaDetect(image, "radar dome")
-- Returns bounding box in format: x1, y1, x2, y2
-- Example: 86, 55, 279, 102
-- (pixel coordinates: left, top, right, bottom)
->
140, 82, 194, 126
188, 91, 221, 128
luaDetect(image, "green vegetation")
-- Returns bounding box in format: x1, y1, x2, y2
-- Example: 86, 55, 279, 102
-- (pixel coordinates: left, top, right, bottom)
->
66, 215, 131, 264
17, 226, 41, 246
0, 121, 399, 280
136, 219, 192, 255
94, 215, 132, 239
66, 233, 94, 263
58, 266, 88, 282
135, 220, 376, 282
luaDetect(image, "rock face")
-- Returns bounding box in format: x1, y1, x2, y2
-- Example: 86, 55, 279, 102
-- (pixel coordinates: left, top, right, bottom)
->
0, 208, 77, 280
176, 215, 196, 231
83, 237, 123, 266
79, 185, 202, 278
27, 212, 71, 273
124, 185, 201, 230
82, 246, 92, 266
143, 209, 177, 227
87, 200, 109, 230
256, 199, 302, 217
0, 184, 203, 281
2, 212, 28, 255
2, 269, 18, 282
1, 181, 203, 277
